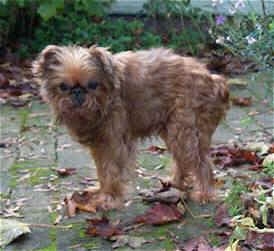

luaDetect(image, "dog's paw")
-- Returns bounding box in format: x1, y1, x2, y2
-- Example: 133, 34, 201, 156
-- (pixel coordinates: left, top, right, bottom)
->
90, 192, 124, 211
188, 188, 216, 204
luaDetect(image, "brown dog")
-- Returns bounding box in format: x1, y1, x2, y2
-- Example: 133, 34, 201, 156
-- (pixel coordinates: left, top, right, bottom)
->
33, 45, 229, 210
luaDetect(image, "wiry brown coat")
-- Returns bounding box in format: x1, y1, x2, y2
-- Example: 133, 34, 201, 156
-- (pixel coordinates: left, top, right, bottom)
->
33, 45, 229, 209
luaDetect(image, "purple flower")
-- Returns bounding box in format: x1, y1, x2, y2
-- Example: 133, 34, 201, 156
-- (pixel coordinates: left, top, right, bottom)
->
215, 15, 226, 25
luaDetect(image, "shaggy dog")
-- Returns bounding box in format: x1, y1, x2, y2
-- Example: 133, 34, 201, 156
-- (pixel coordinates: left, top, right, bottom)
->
33, 45, 229, 210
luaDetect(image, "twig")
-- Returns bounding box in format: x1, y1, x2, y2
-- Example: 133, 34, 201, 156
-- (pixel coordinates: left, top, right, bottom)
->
27, 223, 72, 229
252, 227, 274, 233
180, 199, 212, 219
123, 222, 145, 232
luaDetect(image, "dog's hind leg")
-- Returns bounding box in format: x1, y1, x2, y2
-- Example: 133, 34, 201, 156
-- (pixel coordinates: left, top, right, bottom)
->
163, 108, 215, 203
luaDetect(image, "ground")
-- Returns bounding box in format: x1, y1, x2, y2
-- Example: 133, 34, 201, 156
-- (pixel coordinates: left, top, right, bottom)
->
0, 71, 273, 251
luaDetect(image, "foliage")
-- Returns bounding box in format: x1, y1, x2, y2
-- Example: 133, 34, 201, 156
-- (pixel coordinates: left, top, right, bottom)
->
0, 0, 114, 46
143, 0, 191, 18
211, 0, 274, 67
262, 161, 274, 176
225, 181, 248, 216
27, 17, 162, 53
0, 0, 273, 68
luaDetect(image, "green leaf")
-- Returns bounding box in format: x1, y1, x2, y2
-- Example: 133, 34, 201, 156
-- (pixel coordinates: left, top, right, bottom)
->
0, 218, 31, 247
37, 0, 64, 21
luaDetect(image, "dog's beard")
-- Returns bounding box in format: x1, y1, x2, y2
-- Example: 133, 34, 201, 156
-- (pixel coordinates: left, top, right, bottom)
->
50, 94, 102, 129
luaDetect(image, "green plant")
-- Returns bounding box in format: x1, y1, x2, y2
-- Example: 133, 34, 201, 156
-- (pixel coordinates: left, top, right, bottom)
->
263, 161, 274, 176
211, 1, 274, 67
143, 0, 191, 19
0, 0, 114, 48
225, 182, 248, 216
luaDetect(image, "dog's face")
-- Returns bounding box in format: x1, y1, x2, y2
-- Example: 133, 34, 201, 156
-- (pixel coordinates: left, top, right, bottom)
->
33, 45, 121, 124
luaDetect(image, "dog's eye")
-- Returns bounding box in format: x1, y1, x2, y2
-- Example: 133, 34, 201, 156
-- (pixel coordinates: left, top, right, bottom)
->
87, 81, 99, 90
59, 82, 70, 91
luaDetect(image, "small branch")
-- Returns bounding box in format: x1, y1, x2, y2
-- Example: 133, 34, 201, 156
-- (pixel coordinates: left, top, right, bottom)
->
28, 223, 72, 229
252, 227, 274, 233
181, 199, 212, 219
123, 222, 145, 232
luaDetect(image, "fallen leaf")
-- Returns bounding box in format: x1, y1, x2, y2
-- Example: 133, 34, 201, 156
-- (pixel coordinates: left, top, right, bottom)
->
0, 73, 9, 88
86, 217, 122, 238
224, 240, 240, 251
9, 99, 29, 107
231, 96, 252, 107
262, 153, 274, 167
111, 235, 147, 249
214, 204, 231, 227
210, 145, 262, 169
227, 78, 247, 86
133, 203, 183, 225
268, 145, 274, 154
139, 187, 183, 204
252, 177, 274, 190
207, 54, 257, 75
55, 167, 77, 177
182, 236, 213, 251
64, 191, 96, 217
54, 215, 63, 225
244, 231, 274, 250
0, 218, 31, 247
144, 145, 166, 154
246, 142, 270, 156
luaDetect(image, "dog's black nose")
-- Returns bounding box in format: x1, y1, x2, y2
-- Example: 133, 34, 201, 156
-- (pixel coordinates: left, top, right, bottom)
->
71, 87, 86, 106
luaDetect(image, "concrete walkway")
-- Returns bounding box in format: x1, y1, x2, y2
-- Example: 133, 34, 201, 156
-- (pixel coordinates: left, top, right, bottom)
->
0, 71, 273, 251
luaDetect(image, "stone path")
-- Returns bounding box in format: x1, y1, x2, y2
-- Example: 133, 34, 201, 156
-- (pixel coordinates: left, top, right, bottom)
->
0, 71, 273, 251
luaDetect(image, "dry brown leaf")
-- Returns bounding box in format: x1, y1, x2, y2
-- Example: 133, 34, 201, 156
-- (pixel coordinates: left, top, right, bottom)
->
182, 236, 213, 251
144, 145, 167, 154
214, 204, 231, 227
244, 231, 274, 250
86, 217, 122, 238
133, 202, 183, 225
64, 191, 96, 217
55, 167, 77, 177
231, 96, 252, 107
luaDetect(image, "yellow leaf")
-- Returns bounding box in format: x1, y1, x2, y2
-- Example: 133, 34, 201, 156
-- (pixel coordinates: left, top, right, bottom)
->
225, 240, 240, 251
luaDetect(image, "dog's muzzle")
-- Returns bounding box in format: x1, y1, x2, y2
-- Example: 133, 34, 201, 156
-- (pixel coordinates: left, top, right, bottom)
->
71, 86, 86, 107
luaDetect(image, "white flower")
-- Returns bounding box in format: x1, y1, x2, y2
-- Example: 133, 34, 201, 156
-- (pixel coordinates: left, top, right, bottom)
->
212, 0, 224, 7
229, 7, 236, 15
226, 36, 231, 42
246, 35, 256, 44
235, 0, 246, 9
216, 36, 225, 44
256, 24, 262, 31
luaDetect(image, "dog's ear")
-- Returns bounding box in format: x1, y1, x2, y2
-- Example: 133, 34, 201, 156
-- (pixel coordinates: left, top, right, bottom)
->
89, 45, 122, 89
32, 45, 61, 79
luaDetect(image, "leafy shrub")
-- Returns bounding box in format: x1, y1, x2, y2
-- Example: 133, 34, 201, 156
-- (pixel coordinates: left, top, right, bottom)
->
211, 1, 274, 67
0, 0, 114, 47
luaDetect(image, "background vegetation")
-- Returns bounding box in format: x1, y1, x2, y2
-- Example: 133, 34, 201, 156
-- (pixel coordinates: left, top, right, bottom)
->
0, 0, 273, 67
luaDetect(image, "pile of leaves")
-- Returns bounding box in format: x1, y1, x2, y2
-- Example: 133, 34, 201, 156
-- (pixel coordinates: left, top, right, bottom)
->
0, 61, 39, 107
210, 143, 274, 250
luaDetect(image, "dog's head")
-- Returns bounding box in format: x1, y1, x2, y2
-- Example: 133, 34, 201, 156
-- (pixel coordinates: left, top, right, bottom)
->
33, 45, 123, 124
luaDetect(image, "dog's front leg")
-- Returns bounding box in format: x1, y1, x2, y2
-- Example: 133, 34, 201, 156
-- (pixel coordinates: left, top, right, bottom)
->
85, 139, 136, 211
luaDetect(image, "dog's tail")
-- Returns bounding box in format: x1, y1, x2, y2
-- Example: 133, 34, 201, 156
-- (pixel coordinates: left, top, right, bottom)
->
212, 74, 230, 107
